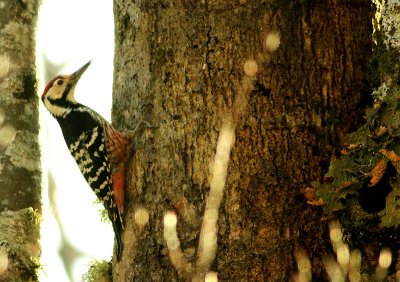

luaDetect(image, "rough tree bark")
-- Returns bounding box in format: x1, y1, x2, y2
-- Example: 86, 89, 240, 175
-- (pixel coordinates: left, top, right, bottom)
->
0, 0, 41, 281
111, 0, 373, 280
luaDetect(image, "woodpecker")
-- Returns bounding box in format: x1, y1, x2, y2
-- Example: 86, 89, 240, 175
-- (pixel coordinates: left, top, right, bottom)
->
42, 61, 126, 260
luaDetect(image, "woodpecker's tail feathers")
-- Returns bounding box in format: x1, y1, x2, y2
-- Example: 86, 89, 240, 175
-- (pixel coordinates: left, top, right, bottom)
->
112, 214, 123, 260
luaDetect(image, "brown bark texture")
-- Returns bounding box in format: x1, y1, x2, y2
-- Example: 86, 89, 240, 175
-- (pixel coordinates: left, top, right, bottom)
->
0, 0, 41, 281
111, 0, 373, 280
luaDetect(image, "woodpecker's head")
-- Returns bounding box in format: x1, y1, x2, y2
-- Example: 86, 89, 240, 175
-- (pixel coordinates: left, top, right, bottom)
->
42, 61, 91, 117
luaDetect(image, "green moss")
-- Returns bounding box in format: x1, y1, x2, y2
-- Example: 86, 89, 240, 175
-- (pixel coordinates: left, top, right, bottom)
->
313, 83, 400, 228
100, 208, 111, 224
82, 260, 112, 282
380, 185, 400, 227
93, 198, 110, 224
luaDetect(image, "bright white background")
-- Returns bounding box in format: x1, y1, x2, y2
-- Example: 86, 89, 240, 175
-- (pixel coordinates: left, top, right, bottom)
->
37, 0, 115, 281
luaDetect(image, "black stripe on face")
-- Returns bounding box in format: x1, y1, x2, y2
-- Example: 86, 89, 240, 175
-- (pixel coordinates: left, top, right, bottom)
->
61, 81, 74, 100
45, 96, 77, 109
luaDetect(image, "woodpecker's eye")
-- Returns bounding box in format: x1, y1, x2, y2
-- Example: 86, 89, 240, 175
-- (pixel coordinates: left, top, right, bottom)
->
56, 79, 64, 86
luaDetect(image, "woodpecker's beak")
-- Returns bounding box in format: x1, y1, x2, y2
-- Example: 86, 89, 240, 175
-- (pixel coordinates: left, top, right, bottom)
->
71, 61, 91, 83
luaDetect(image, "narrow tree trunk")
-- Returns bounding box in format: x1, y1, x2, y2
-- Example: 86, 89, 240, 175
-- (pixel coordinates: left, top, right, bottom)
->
112, 0, 373, 280
0, 0, 41, 281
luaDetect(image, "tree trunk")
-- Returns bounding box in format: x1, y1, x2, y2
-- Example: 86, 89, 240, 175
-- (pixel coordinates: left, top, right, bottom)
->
0, 0, 41, 281
112, 0, 373, 280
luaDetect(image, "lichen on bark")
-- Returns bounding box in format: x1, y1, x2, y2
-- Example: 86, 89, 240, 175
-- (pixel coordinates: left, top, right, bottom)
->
0, 208, 41, 281
0, 0, 41, 281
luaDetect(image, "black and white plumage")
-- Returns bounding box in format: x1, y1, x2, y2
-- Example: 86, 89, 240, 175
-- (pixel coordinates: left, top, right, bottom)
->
41, 61, 126, 260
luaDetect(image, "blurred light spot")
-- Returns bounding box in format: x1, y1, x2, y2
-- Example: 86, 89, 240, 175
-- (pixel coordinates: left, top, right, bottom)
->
378, 248, 392, 269
163, 211, 180, 250
349, 271, 361, 282
0, 125, 16, 148
204, 208, 218, 224
209, 120, 235, 196
336, 244, 349, 265
265, 31, 280, 52
294, 249, 311, 282
349, 249, 362, 282
205, 271, 218, 282
0, 249, 8, 274
295, 272, 311, 282
0, 55, 10, 78
134, 207, 149, 226
164, 211, 177, 228
329, 221, 342, 244
243, 59, 258, 76
349, 249, 361, 269
203, 230, 217, 248
297, 257, 311, 273
331, 270, 344, 282
325, 257, 344, 282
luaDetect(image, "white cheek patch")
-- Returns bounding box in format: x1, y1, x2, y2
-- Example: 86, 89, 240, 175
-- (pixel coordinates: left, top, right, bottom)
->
43, 98, 71, 118
66, 85, 77, 103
